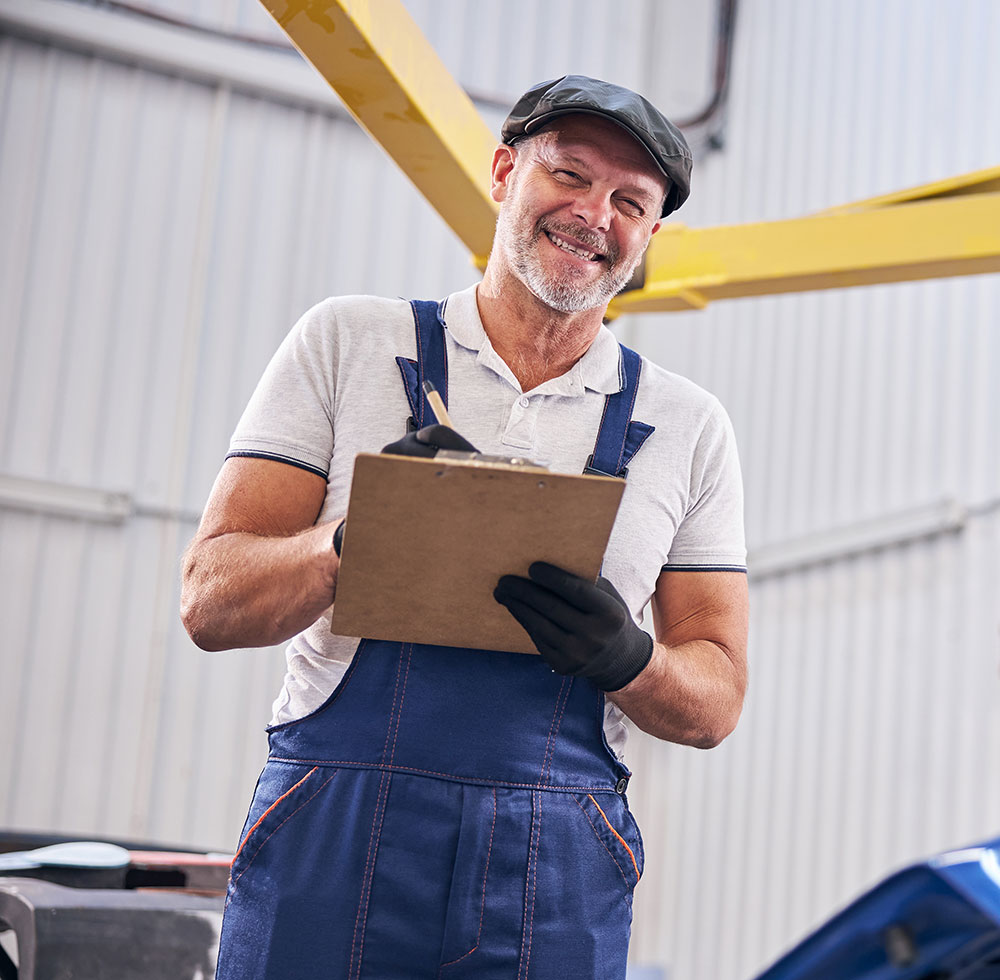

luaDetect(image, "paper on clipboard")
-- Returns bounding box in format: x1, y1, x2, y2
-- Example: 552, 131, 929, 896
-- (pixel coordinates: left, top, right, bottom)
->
330, 452, 625, 654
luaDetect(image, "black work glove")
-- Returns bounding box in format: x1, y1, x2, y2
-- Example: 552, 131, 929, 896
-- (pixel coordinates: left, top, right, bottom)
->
493, 562, 653, 692
381, 424, 478, 458
332, 518, 346, 557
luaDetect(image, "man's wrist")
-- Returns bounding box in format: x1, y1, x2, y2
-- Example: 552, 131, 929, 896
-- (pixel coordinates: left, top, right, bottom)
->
600, 630, 654, 691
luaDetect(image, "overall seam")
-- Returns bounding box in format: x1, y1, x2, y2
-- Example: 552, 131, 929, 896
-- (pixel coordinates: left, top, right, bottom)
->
227, 769, 337, 902
436, 303, 450, 408
349, 769, 392, 980
437, 786, 497, 975
537, 677, 572, 785
572, 796, 630, 886
587, 793, 640, 883
411, 301, 426, 427
518, 790, 541, 980
379, 643, 408, 763
232, 766, 319, 864
614, 356, 643, 474
394, 356, 420, 425
264, 757, 615, 792
625, 421, 655, 467
590, 388, 614, 471
265, 638, 369, 733
350, 644, 409, 980
386, 644, 413, 765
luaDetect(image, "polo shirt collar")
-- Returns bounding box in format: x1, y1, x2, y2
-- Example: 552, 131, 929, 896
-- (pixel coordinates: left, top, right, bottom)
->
441, 284, 625, 396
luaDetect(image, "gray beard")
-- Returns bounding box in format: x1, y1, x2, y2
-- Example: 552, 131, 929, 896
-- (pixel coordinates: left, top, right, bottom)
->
498, 214, 642, 314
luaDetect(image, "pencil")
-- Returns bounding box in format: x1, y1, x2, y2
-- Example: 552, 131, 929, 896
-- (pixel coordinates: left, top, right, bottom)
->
421, 380, 456, 429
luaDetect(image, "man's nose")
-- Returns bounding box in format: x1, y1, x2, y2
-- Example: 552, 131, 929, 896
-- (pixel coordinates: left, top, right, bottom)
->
572, 187, 614, 232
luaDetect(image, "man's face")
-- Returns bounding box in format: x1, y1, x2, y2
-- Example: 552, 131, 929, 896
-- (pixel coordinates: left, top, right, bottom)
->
491, 115, 668, 314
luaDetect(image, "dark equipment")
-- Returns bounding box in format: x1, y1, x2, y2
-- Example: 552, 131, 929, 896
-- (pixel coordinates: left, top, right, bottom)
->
0, 832, 229, 980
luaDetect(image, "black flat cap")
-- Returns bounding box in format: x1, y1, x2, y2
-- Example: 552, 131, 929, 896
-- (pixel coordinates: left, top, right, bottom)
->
501, 75, 692, 217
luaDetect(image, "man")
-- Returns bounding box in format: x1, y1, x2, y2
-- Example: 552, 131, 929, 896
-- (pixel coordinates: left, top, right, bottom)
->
182, 75, 748, 979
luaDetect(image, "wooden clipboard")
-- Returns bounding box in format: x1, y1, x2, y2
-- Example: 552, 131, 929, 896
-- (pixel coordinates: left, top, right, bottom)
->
330, 453, 625, 653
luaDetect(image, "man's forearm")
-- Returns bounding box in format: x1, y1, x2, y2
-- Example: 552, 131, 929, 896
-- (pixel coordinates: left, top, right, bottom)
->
607, 638, 746, 749
180, 521, 341, 652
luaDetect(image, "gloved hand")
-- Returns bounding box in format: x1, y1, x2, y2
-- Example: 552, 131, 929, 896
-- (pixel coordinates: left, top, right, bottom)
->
381, 424, 478, 458
493, 562, 653, 691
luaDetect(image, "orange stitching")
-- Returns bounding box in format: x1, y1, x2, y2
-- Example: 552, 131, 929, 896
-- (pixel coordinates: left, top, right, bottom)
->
538, 677, 571, 785
350, 769, 392, 980
587, 793, 640, 882
266, 756, 611, 792
387, 645, 412, 766
350, 650, 409, 975
229, 769, 335, 896
572, 797, 628, 885
233, 767, 319, 864
379, 645, 407, 761
518, 790, 540, 980
438, 787, 497, 974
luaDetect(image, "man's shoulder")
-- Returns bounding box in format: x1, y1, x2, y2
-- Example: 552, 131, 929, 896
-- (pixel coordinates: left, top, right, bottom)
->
300, 287, 479, 354
285, 295, 417, 358
306, 293, 413, 326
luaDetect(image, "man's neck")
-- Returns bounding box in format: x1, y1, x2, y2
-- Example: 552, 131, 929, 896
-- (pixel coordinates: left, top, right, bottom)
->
476, 271, 605, 392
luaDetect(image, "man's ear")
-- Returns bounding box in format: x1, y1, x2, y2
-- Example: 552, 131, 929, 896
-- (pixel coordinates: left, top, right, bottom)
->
490, 144, 517, 204
637, 221, 662, 260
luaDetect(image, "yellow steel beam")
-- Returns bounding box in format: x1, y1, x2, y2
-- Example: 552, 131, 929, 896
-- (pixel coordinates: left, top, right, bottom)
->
261, 2, 999, 314
608, 191, 1000, 316
817, 164, 1000, 214
261, 0, 498, 263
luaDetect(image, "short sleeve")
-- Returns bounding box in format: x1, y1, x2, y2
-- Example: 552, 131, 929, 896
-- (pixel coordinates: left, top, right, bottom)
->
665, 398, 746, 572
226, 300, 339, 479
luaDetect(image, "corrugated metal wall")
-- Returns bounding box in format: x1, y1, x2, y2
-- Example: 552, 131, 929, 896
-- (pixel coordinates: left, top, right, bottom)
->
115, 0, 715, 118
1, 0, 999, 977
0, 8, 473, 847
620, 0, 1000, 976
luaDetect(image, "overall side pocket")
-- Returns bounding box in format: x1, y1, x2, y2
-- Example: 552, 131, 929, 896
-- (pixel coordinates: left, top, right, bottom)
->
572, 792, 644, 889
227, 762, 335, 903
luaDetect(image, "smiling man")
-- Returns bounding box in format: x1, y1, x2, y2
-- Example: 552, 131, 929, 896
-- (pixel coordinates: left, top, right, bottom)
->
183, 76, 748, 979
489, 115, 662, 315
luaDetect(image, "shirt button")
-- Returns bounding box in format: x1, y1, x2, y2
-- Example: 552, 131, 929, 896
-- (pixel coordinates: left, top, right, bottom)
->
615, 776, 629, 795
518, 396, 529, 407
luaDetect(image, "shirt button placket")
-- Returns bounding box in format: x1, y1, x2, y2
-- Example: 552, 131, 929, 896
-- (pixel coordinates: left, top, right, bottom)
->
502, 392, 536, 449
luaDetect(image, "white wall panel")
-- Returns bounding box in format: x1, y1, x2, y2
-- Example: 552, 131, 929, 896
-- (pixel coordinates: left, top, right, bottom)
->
79, 0, 718, 120
0, 23, 480, 850
619, 0, 1000, 975
629, 510, 1000, 977
2, 1, 999, 977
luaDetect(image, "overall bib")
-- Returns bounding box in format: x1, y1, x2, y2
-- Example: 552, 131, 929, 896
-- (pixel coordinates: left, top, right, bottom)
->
215, 301, 654, 980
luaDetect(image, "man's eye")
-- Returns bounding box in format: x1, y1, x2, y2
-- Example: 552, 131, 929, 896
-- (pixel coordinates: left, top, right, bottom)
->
555, 169, 583, 181
618, 198, 644, 216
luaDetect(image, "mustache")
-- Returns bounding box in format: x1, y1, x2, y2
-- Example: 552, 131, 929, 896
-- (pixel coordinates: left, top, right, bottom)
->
537, 219, 618, 263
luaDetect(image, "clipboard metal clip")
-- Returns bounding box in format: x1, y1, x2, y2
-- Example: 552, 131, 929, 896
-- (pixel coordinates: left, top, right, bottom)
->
434, 450, 549, 471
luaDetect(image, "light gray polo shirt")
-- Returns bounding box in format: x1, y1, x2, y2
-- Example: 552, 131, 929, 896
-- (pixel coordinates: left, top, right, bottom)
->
228, 284, 746, 759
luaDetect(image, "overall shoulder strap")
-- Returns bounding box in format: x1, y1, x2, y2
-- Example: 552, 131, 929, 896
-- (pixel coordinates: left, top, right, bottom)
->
395, 299, 449, 430
585, 344, 655, 479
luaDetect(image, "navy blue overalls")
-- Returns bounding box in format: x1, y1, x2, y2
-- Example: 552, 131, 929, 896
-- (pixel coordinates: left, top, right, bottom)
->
215, 301, 655, 980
